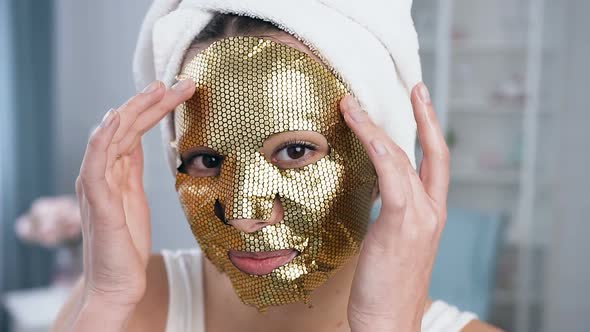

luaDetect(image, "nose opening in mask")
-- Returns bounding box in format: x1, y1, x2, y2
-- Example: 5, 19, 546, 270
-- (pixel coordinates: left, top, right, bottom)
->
216, 193, 284, 230
214, 199, 228, 225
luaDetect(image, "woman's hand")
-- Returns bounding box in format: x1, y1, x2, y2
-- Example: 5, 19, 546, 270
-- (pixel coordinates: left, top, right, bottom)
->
73, 80, 195, 327
344, 83, 450, 332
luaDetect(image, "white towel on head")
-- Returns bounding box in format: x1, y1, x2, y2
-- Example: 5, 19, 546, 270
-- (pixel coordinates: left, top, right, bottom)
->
133, 0, 422, 173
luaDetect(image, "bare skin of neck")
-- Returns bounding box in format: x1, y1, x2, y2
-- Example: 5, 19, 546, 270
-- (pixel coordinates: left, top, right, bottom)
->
202, 253, 433, 332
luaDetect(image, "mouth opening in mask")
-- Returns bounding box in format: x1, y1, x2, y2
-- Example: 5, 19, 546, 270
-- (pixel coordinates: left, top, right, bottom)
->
228, 248, 301, 276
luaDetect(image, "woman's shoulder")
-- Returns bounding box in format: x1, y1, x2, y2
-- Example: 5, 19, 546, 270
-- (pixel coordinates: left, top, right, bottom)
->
160, 247, 203, 262
159, 248, 204, 288
424, 300, 503, 332
462, 320, 504, 332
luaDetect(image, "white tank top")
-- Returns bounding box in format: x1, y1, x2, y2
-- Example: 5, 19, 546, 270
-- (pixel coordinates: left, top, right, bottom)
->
161, 249, 477, 332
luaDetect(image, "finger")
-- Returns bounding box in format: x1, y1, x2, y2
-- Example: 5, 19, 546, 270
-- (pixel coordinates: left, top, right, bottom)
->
79, 109, 120, 208
115, 79, 196, 156
112, 81, 166, 142
411, 83, 450, 209
125, 140, 145, 193
123, 143, 151, 264
340, 95, 414, 213
366, 139, 410, 220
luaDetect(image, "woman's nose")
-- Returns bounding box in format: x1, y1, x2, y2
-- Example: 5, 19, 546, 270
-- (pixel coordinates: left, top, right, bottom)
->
226, 196, 284, 233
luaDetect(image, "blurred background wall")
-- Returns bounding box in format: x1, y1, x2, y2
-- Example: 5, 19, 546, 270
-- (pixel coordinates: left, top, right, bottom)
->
0, 0, 589, 331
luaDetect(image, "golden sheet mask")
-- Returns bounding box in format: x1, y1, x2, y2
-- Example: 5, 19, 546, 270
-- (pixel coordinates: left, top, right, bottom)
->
174, 36, 376, 311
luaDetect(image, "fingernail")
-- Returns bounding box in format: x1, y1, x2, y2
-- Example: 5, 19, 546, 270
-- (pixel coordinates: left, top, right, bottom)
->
346, 95, 358, 111
371, 140, 387, 156
100, 109, 116, 128
417, 82, 431, 105
142, 81, 161, 94
172, 79, 193, 91
345, 97, 366, 122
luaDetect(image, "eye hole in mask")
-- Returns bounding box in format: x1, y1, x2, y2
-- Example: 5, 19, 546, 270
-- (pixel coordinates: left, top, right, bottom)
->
177, 147, 223, 177
178, 130, 331, 176
261, 130, 330, 169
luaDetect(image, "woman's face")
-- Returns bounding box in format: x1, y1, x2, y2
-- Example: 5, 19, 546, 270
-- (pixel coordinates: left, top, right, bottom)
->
174, 34, 376, 310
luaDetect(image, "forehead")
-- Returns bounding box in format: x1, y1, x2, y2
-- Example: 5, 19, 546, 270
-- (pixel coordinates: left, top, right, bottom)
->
175, 37, 348, 153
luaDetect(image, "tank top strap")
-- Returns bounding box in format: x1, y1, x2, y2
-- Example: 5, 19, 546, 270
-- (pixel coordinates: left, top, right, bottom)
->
161, 248, 206, 332
421, 300, 477, 332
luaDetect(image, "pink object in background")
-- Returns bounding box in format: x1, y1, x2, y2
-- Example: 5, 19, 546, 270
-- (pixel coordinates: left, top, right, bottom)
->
14, 195, 81, 248
14, 195, 84, 286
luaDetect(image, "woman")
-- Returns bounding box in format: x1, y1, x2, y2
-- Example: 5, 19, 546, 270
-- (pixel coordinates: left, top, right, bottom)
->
52, 2, 501, 331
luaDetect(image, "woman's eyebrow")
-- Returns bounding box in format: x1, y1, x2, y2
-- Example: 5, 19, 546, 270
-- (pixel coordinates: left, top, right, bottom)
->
264, 131, 313, 141
180, 146, 220, 158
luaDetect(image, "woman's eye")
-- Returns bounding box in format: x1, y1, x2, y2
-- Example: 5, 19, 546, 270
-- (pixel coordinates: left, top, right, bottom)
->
179, 153, 223, 177
274, 143, 317, 165
284, 145, 306, 159
195, 154, 222, 168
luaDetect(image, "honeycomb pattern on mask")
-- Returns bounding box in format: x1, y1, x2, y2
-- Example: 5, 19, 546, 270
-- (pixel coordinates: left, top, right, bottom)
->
174, 36, 376, 311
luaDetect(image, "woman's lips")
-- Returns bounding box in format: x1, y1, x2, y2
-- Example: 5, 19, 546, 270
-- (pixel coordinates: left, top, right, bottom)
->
228, 249, 298, 275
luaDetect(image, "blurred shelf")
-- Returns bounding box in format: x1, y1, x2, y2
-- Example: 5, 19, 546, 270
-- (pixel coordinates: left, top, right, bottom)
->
449, 109, 523, 116
450, 105, 524, 116
415, 1, 556, 330
453, 41, 528, 53
448, 100, 556, 116
451, 169, 520, 185
421, 40, 556, 54
450, 99, 523, 109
